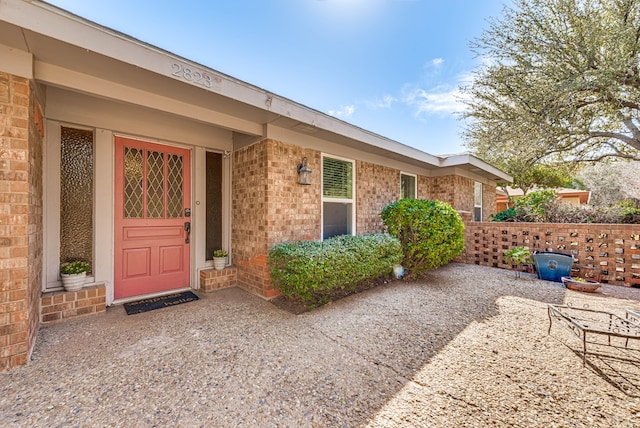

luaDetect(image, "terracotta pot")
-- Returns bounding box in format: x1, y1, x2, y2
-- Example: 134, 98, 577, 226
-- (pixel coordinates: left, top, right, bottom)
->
561, 276, 600, 293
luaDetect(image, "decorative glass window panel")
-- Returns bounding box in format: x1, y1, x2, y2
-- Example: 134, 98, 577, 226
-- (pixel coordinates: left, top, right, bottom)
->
400, 173, 416, 199
60, 126, 94, 273
322, 156, 355, 239
474, 181, 483, 221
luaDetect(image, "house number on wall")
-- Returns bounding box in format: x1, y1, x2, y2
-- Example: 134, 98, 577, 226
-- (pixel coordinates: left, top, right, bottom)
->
171, 62, 214, 88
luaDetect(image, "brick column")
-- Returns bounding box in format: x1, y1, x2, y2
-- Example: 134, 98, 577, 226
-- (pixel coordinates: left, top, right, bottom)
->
0, 72, 43, 371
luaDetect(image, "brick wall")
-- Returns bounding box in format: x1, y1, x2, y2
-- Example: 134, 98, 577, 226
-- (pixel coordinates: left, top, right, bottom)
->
265, 140, 321, 246
27, 82, 44, 361
356, 161, 399, 234
482, 183, 496, 222
41, 285, 106, 324
417, 175, 433, 200
232, 140, 270, 297
429, 176, 496, 221
457, 221, 640, 287
431, 175, 474, 213
0, 72, 42, 371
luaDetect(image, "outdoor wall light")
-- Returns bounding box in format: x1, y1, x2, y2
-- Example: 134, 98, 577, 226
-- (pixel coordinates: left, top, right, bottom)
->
297, 157, 312, 185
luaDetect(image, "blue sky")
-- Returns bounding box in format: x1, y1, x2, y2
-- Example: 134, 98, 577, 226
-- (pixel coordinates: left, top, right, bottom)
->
47, 0, 505, 155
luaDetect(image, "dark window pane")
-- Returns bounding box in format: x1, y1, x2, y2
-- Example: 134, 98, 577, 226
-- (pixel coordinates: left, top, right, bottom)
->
323, 202, 352, 239
206, 152, 223, 260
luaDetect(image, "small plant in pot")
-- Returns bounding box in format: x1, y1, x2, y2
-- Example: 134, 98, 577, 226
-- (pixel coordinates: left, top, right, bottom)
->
503, 246, 532, 279
60, 260, 90, 291
212, 249, 228, 270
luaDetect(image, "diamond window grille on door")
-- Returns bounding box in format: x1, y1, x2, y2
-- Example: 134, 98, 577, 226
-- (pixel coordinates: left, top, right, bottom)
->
123, 147, 144, 218
123, 146, 184, 219
167, 153, 184, 218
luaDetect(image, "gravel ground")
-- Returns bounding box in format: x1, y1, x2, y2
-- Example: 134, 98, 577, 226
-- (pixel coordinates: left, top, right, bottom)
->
2, 263, 640, 427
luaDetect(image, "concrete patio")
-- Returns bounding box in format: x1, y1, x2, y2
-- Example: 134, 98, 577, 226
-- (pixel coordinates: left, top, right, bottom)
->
2, 263, 640, 427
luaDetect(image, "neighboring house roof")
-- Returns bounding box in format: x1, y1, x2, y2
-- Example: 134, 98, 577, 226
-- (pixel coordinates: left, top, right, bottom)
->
0, 0, 512, 183
496, 187, 591, 204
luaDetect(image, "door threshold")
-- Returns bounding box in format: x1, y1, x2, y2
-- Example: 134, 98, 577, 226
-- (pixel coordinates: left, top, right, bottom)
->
112, 287, 193, 306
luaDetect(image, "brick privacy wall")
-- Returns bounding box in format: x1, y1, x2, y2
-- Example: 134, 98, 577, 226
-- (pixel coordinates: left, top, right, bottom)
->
457, 221, 640, 287
0, 73, 39, 371
40, 285, 106, 324
356, 161, 399, 234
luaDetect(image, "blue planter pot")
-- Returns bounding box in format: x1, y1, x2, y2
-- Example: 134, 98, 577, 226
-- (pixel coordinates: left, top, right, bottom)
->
531, 251, 574, 282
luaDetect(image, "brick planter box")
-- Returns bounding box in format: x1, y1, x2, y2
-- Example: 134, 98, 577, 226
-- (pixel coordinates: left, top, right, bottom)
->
40, 284, 107, 324
200, 267, 238, 292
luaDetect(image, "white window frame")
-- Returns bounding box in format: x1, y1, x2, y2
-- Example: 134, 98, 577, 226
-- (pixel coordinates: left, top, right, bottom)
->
321, 154, 356, 240
474, 181, 483, 221
400, 172, 417, 199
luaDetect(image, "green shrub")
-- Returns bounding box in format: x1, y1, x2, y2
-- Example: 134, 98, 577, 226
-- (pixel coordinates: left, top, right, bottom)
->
490, 207, 518, 222
381, 199, 465, 278
268, 233, 402, 306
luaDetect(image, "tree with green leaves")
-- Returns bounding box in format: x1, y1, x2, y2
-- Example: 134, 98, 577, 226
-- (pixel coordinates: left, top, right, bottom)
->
463, 0, 640, 166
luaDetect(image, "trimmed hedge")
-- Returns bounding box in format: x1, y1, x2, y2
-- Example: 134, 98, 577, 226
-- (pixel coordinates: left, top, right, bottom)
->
381, 198, 465, 278
268, 233, 402, 306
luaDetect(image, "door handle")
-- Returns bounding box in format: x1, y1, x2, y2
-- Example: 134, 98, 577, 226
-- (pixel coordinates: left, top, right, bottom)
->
184, 221, 191, 244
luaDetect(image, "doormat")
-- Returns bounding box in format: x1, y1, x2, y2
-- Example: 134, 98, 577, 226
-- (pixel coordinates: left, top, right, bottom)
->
123, 291, 199, 315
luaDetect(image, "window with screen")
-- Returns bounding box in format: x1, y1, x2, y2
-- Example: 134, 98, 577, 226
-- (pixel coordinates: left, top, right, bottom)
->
400, 173, 416, 199
474, 181, 483, 221
322, 155, 355, 239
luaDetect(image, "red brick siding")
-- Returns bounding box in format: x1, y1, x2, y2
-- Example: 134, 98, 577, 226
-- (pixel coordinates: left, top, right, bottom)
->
232, 141, 270, 297
417, 175, 433, 200
356, 161, 399, 234
482, 183, 496, 222
266, 140, 321, 246
40, 285, 106, 324
0, 73, 42, 371
27, 81, 44, 362
457, 221, 640, 287
200, 267, 237, 292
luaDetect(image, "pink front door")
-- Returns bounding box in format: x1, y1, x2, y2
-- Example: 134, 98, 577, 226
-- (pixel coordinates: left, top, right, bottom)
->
114, 137, 191, 300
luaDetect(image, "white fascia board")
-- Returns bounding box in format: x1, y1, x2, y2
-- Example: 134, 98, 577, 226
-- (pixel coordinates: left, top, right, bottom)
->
264, 96, 442, 167
36, 61, 263, 136
0, 42, 32, 78
440, 153, 512, 182
2, 0, 444, 164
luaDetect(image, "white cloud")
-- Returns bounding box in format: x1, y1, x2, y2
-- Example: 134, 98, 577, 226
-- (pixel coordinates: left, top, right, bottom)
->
328, 104, 355, 118
430, 57, 444, 67
402, 83, 470, 117
369, 94, 397, 109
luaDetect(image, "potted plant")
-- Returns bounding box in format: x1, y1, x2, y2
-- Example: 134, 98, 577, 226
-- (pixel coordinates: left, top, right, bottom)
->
212, 249, 228, 270
503, 246, 532, 279
60, 260, 90, 291
561, 276, 600, 293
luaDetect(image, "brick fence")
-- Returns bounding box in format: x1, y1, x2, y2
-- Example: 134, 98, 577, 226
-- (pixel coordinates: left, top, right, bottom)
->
457, 220, 640, 288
